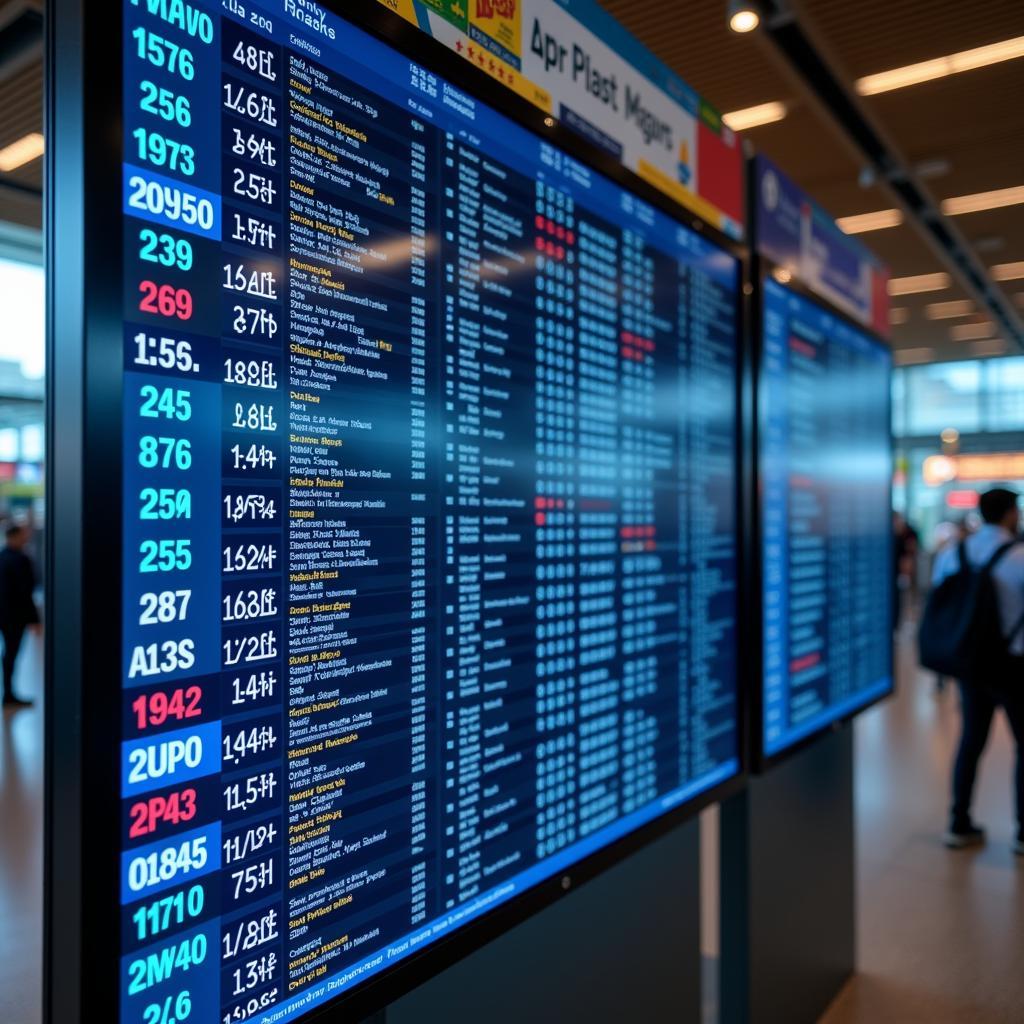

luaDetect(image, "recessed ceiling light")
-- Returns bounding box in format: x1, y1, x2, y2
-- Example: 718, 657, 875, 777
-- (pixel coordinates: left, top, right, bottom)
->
772, 267, 792, 284
836, 209, 903, 234
856, 35, 1024, 96
0, 132, 43, 172
888, 272, 951, 295
926, 299, 975, 319
889, 307, 910, 325
942, 185, 1024, 216
894, 347, 934, 365
721, 101, 786, 131
991, 261, 1024, 282
950, 321, 995, 342
729, 7, 760, 33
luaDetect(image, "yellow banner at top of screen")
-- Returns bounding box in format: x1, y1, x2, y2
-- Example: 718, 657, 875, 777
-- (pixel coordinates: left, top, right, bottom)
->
373, 0, 552, 110
635, 160, 728, 235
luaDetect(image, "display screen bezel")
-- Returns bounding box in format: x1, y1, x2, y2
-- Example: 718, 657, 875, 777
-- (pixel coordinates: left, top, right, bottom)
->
46, 1, 752, 1020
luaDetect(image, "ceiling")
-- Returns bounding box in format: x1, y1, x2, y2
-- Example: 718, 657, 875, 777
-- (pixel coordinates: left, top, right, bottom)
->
603, 0, 1024, 364
0, 0, 1022, 363
0, 1, 42, 229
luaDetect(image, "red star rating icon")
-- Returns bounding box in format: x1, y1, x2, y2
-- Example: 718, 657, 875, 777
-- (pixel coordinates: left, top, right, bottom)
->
478, 54, 485, 65
468, 46, 475, 59
489, 60, 496, 72
497, 68, 505, 81
455, 40, 463, 53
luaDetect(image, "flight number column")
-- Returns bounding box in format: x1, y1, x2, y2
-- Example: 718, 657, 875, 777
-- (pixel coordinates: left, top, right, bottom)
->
760, 293, 790, 749
784, 323, 829, 727
683, 268, 739, 778
573, 214, 623, 837
618, 230, 671, 812
120, 3, 223, 1023
218, 20, 286, 1023
533, 183, 582, 860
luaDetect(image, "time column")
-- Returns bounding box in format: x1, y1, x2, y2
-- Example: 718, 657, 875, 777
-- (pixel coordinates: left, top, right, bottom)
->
120, 3, 224, 1023
218, 18, 286, 1023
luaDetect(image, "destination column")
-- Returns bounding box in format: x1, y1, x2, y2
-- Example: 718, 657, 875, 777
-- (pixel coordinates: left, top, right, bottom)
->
218, 17, 287, 1021
280, 48, 434, 991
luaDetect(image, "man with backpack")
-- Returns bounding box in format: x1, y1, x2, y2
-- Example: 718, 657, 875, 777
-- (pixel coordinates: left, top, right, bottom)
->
921, 487, 1024, 851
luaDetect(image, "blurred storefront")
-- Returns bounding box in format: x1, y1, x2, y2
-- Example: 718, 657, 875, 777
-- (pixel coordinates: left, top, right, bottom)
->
0, 220, 44, 561
893, 356, 1024, 561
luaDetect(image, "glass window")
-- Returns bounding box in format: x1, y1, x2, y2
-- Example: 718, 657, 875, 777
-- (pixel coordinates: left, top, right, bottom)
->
0, 427, 17, 461
891, 368, 906, 438
983, 356, 1024, 430
904, 360, 981, 436
0, 257, 44, 390
20, 423, 43, 462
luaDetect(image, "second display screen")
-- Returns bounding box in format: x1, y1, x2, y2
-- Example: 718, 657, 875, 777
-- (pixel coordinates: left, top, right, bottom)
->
761, 277, 893, 759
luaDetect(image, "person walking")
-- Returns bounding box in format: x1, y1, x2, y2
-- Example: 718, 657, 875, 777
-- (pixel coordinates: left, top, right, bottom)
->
0, 523, 40, 709
927, 488, 1024, 851
893, 511, 920, 633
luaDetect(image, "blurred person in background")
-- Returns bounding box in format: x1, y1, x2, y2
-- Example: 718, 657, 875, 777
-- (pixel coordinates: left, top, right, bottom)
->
894, 511, 920, 633
0, 523, 40, 709
930, 517, 974, 693
929, 488, 1024, 851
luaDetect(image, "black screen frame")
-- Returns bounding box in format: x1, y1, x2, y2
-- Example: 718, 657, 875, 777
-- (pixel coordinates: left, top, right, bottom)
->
749, 248, 895, 773
45, 1, 752, 1020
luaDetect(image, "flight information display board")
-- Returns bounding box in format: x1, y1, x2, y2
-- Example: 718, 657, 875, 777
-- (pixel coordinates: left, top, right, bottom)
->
115, 1, 741, 1020
760, 278, 892, 760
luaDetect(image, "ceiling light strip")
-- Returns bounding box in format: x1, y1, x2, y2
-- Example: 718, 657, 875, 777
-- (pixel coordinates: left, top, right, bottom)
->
836, 208, 903, 234
888, 272, 951, 296
721, 101, 787, 132
0, 132, 44, 173
991, 261, 1024, 282
925, 300, 975, 319
856, 35, 1024, 96
942, 185, 1024, 216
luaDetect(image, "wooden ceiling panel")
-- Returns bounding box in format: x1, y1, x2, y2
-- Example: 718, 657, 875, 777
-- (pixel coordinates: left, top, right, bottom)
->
599, 0, 1024, 361
0, 0, 1018, 359
805, 0, 1024, 79
0, 58, 42, 190
0, 0, 42, 224
600, 0, 788, 111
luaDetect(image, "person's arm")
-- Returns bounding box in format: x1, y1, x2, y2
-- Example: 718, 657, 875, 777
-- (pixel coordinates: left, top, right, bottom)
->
931, 544, 956, 587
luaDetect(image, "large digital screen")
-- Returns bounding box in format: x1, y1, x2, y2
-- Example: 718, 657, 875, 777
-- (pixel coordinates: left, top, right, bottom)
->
115, 2, 741, 1020
760, 277, 892, 760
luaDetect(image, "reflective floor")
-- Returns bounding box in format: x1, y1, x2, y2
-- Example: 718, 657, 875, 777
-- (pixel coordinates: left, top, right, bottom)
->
822, 635, 1024, 1023
0, 632, 42, 1024
1, 634, 1022, 1022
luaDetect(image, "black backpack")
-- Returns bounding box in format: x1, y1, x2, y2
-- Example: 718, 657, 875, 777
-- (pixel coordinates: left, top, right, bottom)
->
918, 540, 1021, 680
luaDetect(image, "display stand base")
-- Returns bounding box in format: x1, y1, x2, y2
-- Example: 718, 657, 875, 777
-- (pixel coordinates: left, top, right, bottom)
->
386, 819, 702, 1023
720, 726, 855, 1024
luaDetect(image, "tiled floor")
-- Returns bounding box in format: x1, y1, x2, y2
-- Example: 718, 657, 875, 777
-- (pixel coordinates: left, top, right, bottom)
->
2, 634, 1022, 1022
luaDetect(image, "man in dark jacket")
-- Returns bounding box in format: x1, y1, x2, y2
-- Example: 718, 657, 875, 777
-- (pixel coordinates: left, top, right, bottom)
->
0, 523, 40, 708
